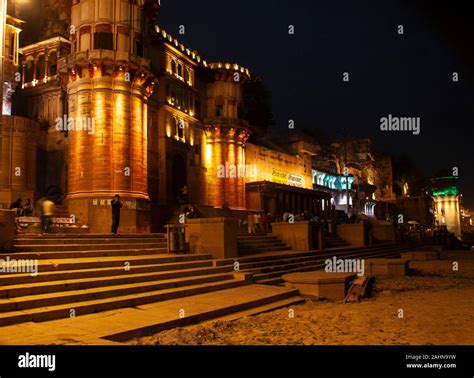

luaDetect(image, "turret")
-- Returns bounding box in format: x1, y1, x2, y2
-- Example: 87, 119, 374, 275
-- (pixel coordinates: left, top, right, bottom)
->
63, 0, 156, 232
202, 63, 251, 209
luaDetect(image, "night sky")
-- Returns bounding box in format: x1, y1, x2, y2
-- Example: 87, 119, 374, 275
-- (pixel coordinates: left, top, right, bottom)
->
16, 0, 474, 207
157, 0, 474, 207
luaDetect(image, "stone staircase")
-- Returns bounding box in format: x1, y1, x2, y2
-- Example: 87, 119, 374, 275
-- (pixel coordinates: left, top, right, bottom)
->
324, 233, 351, 248
237, 233, 291, 255
217, 242, 412, 285
0, 233, 413, 331
0, 234, 299, 328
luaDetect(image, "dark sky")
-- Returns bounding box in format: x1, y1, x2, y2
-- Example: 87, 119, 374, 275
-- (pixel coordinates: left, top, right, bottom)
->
158, 0, 474, 207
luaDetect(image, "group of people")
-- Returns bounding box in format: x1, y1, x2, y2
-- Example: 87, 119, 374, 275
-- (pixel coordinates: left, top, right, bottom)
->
10, 194, 122, 235
9, 198, 34, 217
11, 196, 56, 234
244, 212, 271, 234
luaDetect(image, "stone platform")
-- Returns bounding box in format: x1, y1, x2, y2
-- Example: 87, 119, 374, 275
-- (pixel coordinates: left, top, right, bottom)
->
365, 258, 409, 276
282, 271, 356, 301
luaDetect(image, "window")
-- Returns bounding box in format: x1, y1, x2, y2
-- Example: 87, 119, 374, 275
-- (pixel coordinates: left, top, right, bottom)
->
94, 32, 113, 50
171, 60, 177, 75
215, 104, 224, 117
177, 64, 183, 78
184, 69, 189, 83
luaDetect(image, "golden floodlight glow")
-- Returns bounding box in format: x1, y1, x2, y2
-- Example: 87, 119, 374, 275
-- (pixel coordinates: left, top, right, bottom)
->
206, 143, 212, 165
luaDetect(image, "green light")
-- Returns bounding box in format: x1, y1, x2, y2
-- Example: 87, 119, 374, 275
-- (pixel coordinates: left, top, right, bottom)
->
432, 186, 460, 196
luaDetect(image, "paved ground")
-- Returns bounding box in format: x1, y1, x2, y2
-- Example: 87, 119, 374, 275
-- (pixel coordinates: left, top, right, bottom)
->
0, 284, 295, 345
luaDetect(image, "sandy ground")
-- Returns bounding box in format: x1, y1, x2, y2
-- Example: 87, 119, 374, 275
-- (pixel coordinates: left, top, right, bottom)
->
131, 255, 474, 345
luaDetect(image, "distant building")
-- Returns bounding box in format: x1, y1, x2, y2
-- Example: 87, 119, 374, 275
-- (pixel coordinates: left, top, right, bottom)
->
431, 175, 461, 238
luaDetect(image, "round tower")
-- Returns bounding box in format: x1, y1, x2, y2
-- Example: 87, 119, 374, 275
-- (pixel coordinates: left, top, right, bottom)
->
203, 63, 251, 209
64, 0, 157, 233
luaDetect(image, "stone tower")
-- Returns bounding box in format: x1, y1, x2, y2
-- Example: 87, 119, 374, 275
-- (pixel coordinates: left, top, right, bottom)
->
63, 0, 158, 233
203, 63, 251, 209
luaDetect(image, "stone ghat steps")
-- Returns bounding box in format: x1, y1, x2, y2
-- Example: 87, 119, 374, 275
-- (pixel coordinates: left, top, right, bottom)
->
0, 255, 214, 285
253, 250, 405, 285
218, 243, 410, 286
0, 247, 171, 260
217, 243, 406, 267
0, 272, 239, 312
14, 236, 167, 246
13, 242, 168, 253
237, 234, 291, 255
243, 246, 404, 278
0, 278, 248, 327
0, 265, 236, 299
2, 254, 215, 273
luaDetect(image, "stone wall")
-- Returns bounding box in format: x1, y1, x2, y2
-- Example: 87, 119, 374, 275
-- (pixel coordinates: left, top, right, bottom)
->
0, 115, 39, 208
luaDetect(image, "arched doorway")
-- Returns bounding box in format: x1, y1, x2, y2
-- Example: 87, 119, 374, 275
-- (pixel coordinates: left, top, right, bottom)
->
172, 154, 187, 203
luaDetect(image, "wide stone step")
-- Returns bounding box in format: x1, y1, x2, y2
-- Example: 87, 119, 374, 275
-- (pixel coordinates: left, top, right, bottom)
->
0, 256, 213, 284
0, 278, 247, 327
218, 243, 406, 267
0, 273, 238, 312
11, 254, 214, 273
0, 265, 235, 298
14, 237, 167, 245
252, 250, 404, 284
0, 247, 169, 260
13, 242, 167, 252
245, 247, 406, 281
102, 285, 301, 342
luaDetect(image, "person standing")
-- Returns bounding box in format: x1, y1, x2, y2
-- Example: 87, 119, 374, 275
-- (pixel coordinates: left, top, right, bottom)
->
247, 213, 256, 234
41, 198, 55, 234
111, 195, 123, 235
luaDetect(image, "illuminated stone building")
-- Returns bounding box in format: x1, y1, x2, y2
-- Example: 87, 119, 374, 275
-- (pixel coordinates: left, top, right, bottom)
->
1, 0, 318, 232
432, 175, 462, 238
0, 0, 411, 233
